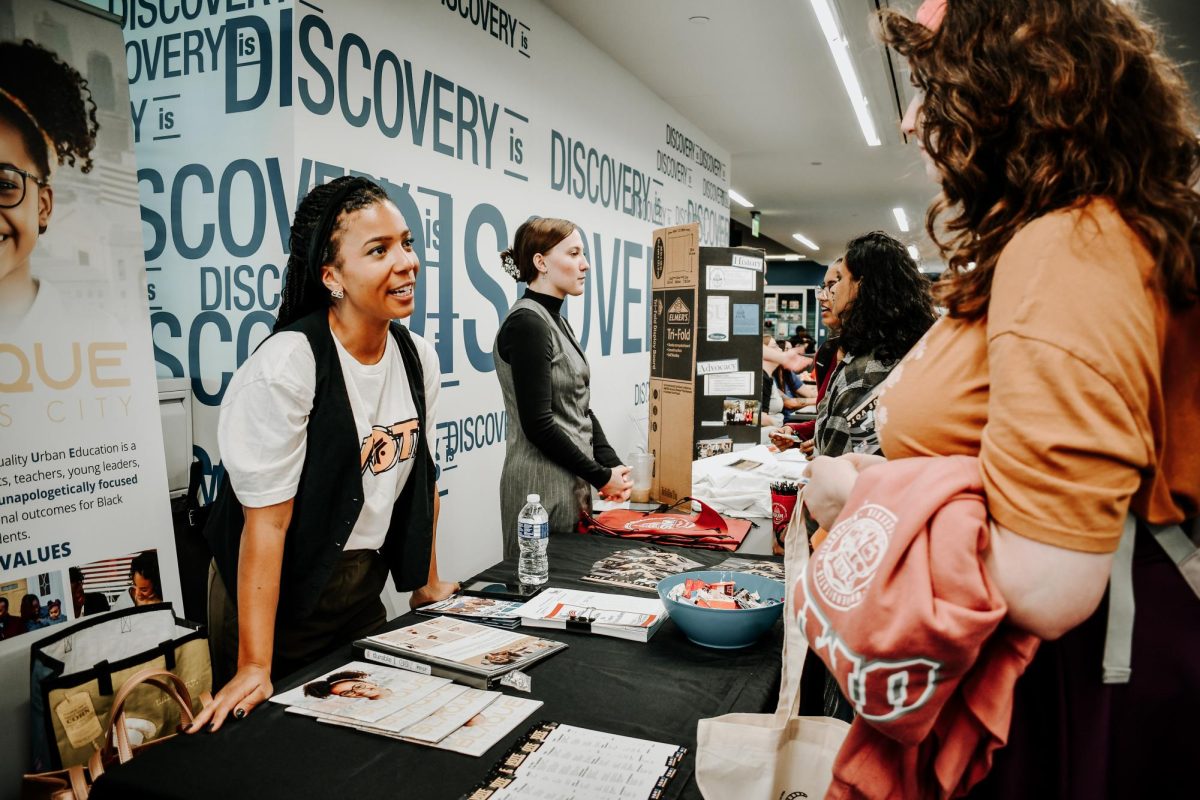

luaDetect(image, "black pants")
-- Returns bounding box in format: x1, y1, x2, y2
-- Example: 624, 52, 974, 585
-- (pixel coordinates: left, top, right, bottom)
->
207, 550, 388, 687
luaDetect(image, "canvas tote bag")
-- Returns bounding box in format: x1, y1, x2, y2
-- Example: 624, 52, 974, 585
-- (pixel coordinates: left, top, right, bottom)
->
29, 604, 211, 772
696, 497, 849, 799
23, 666, 209, 800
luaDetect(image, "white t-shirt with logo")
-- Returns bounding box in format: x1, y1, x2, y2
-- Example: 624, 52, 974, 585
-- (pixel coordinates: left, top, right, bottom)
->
218, 326, 440, 552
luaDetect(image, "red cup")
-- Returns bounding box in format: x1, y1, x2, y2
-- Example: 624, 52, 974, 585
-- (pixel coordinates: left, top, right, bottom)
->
771, 486, 800, 549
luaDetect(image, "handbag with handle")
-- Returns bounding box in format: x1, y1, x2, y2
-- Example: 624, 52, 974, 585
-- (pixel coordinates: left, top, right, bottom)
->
579, 497, 753, 551
695, 500, 849, 798
29, 604, 211, 772
23, 667, 210, 800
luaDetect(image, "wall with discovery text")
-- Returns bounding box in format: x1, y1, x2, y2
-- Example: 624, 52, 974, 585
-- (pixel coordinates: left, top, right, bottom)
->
125, 0, 731, 583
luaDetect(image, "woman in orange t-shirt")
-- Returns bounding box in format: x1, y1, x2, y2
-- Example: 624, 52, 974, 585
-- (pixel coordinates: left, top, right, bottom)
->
804, 0, 1200, 796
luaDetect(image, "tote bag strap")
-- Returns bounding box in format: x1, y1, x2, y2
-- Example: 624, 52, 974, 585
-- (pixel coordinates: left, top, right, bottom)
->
103, 668, 199, 766
1102, 514, 1199, 684
777, 494, 813, 718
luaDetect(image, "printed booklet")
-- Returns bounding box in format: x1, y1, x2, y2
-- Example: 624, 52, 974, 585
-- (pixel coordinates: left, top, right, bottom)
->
464, 721, 687, 799
354, 617, 567, 689
415, 593, 526, 628
517, 587, 668, 643
273, 661, 543, 757
269, 660, 452, 723
710, 556, 786, 582
581, 546, 705, 593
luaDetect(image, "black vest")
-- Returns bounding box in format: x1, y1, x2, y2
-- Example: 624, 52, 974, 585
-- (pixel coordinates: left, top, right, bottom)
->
204, 311, 435, 621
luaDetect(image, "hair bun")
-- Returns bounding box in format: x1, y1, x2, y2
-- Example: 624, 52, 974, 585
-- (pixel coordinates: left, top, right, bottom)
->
500, 248, 520, 281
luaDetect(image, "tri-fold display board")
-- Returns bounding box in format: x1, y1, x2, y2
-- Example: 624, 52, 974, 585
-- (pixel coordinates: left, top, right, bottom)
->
649, 224, 767, 503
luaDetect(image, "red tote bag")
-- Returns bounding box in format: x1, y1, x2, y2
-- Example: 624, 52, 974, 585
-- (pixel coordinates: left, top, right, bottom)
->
579, 497, 753, 551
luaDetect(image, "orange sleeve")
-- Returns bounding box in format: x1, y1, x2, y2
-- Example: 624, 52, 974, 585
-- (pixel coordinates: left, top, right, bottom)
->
979, 333, 1147, 553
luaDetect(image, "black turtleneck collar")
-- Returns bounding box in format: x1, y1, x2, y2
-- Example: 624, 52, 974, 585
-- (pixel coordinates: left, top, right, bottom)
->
523, 287, 564, 317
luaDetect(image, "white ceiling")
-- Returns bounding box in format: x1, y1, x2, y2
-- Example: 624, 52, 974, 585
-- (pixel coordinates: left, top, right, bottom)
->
544, 0, 1200, 268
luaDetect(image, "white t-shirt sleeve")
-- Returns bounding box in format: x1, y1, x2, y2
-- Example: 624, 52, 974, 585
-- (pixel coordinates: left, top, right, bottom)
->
217, 333, 316, 507
414, 332, 441, 458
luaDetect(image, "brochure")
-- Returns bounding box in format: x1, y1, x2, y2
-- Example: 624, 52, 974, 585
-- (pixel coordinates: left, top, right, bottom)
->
415, 593, 525, 628
465, 721, 686, 799
268, 661, 452, 723
517, 588, 668, 643
354, 617, 567, 689
580, 546, 705, 594
710, 556, 786, 582
316, 694, 544, 757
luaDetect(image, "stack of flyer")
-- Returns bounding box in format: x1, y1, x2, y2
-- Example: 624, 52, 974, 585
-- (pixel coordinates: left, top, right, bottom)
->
353, 617, 567, 689
270, 661, 543, 757
517, 587, 668, 643
581, 546, 705, 593
710, 555, 786, 582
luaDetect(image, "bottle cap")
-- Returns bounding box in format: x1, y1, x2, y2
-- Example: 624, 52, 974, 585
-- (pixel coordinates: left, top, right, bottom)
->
527, 494, 540, 503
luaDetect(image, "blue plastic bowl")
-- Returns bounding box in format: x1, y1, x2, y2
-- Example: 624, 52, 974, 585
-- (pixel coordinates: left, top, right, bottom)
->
657, 570, 785, 649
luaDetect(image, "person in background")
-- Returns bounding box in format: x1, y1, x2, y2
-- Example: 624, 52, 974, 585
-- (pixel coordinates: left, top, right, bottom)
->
805, 232, 935, 458
0, 596, 25, 639
0, 40, 97, 334
788, 324, 815, 354
69, 566, 110, 618
20, 594, 47, 631
128, 551, 164, 606
762, 336, 815, 427
806, 0, 1200, 794
494, 217, 631, 554
771, 258, 846, 454
195, 175, 455, 732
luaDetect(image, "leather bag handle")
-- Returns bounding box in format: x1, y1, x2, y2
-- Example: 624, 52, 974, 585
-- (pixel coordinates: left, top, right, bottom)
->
102, 668, 198, 764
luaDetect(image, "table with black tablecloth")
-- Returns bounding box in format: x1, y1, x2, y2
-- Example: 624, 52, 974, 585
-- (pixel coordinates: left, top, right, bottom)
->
89, 535, 784, 800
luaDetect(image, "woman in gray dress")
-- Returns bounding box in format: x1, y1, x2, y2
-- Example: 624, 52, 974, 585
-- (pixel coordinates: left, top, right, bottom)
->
494, 217, 632, 556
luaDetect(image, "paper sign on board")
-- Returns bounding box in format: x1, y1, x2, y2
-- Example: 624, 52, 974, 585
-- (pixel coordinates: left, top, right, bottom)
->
706, 265, 757, 292
704, 372, 756, 396
732, 304, 760, 335
706, 296, 730, 341
697, 359, 739, 376
731, 254, 764, 271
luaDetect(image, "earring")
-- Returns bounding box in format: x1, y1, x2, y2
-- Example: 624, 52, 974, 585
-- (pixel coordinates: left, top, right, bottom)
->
331, 287, 344, 299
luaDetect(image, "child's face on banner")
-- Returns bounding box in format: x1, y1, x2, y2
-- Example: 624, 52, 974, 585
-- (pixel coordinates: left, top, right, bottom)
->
0, 117, 51, 285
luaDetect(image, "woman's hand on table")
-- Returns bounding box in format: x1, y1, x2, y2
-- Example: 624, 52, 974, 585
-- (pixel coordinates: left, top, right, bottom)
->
598, 466, 633, 502
803, 453, 887, 529
409, 580, 460, 609
186, 662, 272, 733
799, 438, 815, 455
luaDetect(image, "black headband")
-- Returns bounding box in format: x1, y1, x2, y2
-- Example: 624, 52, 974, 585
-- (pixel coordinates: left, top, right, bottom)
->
305, 179, 365, 281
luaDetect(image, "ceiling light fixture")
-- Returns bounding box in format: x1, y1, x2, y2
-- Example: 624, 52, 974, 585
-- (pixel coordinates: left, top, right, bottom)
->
765, 254, 805, 261
893, 207, 909, 232
808, 0, 881, 147
792, 233, 819, 251
728, 189, 753, 208
906, 244, 920, 261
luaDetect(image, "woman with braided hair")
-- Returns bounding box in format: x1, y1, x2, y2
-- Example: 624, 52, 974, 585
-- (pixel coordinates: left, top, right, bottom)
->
0, 39, 98, 333
195, 175, 456, 732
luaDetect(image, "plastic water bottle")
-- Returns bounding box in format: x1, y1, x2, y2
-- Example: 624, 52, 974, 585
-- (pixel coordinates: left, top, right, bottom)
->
518, 494, 550, 585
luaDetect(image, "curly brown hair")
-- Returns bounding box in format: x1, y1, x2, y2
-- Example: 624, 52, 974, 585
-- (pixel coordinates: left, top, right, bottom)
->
0, 40, 99, 175
880, 0, 1200, 319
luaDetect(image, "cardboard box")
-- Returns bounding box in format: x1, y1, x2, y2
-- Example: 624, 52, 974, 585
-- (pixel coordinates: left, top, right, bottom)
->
648, 223, 766, 504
